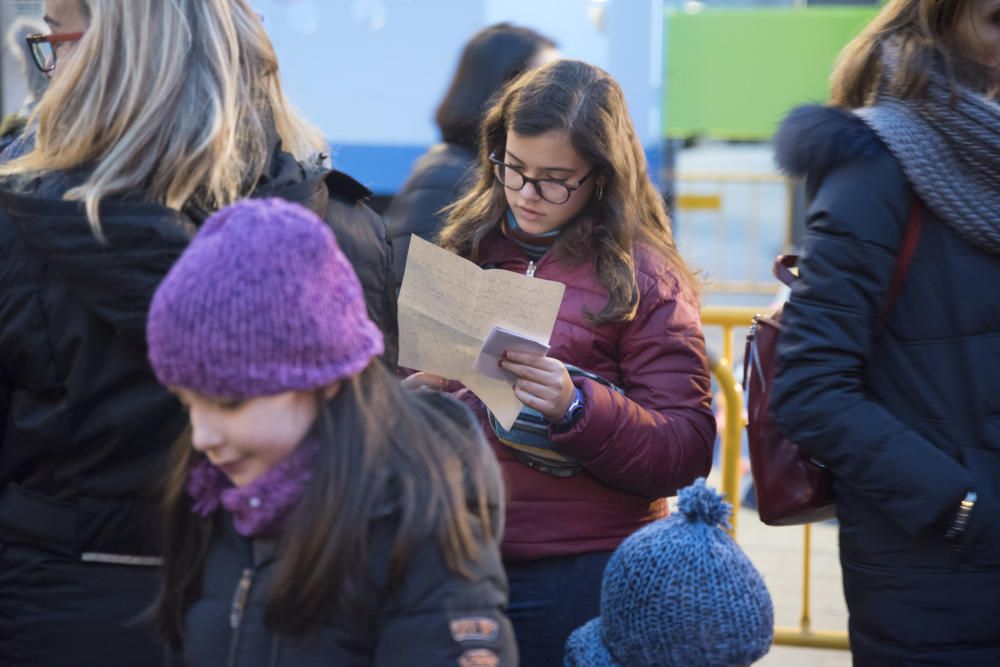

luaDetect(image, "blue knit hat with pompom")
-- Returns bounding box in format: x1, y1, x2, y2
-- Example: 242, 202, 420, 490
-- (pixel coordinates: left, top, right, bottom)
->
564, 478, 773, 667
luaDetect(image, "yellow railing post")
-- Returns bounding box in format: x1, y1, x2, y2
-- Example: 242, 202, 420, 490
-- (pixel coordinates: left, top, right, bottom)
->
702, 305, 851, 652
709, 357, 743, 537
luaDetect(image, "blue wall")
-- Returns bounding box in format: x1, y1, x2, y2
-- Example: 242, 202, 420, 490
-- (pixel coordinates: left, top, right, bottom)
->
255, 0, 664, 194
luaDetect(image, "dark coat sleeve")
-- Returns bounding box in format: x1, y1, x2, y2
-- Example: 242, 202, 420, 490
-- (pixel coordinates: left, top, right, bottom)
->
371, 521, 516, 666
386, 180, 454, 290
387, 158, 475, 292
771, 150, 973, 537
324, 191, 399, 370
550, 274, 716, 498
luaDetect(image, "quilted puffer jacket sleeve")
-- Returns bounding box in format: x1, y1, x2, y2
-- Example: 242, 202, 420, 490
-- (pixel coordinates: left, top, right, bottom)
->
550, 269, 715, 498
372, 539, 516, 666
324, 181, 399, 370
771, 151, 973, 537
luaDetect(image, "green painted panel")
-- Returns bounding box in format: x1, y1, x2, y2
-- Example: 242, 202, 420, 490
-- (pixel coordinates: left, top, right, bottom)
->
664, 7, 878, 140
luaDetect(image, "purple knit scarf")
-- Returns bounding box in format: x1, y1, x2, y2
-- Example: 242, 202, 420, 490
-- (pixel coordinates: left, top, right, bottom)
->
186, 439, 318, 537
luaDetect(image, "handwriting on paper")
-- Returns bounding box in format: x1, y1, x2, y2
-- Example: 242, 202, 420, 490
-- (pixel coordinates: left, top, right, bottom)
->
398, 236, 565, 428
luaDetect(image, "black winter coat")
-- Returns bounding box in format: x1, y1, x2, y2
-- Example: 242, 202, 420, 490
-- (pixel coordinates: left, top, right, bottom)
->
772, 105, 1000, 665
179, 394, 517, 667
0, 151, 397, 666
386, 142, 476, 290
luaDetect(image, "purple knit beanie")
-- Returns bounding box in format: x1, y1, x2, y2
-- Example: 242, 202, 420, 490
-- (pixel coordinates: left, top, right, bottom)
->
147, 198, 383, 398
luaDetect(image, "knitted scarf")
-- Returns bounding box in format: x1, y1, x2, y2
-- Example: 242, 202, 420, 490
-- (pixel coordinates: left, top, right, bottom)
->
502, 209, 559, 261
854, 44, 1000, 255
186, 439, 317, 537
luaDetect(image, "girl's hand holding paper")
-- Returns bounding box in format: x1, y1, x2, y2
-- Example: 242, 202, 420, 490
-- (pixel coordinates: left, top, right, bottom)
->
500, 351, 575, 423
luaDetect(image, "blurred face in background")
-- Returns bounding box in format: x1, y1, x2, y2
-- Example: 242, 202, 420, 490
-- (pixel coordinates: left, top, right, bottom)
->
42, 0, 88, 77
951, 0, 1000, 80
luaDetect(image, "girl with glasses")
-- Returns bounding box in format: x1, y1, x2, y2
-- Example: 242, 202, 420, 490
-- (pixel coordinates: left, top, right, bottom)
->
405, 59, 716, 665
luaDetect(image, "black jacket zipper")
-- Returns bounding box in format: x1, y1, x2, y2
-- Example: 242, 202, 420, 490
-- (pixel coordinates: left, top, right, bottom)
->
226, 567, 255, 667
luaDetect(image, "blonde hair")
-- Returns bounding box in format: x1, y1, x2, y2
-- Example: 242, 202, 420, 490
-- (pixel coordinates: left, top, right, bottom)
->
0, 0, 325, 236
830, 0, 993, 108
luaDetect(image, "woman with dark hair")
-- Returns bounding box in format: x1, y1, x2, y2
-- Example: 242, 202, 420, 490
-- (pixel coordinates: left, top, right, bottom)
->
150, 198, 514, 665
406, 59, 715, 665
772, 0, 1000, 663
387, 22, 556, 287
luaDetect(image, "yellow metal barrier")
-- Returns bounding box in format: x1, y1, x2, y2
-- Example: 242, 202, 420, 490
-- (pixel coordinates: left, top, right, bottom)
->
675, 172, 796, 295
702, 305, 851, 652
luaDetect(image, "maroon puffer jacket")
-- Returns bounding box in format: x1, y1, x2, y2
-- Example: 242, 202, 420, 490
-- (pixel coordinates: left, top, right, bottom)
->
454, 230, 715, 561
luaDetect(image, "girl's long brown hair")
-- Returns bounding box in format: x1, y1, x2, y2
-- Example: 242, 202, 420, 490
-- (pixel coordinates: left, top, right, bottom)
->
157, 363, 504, 645
831, 0, 996, 108
438, 59, 698, 325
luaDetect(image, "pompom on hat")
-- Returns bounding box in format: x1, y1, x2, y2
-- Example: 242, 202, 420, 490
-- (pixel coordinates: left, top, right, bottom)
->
147, 198, 383, 398
564, 478, 774, 667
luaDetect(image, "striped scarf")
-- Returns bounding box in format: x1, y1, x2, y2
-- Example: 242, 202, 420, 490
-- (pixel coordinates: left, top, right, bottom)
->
502, 209, 559, 261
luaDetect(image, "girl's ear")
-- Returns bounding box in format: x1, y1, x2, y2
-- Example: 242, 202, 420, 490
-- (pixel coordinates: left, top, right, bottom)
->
322, 380, 344, 400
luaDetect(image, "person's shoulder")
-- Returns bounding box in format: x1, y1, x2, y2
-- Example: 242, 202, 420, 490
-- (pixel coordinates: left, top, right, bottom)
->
633, 244, 682, 298
392, 144, 477, 216
776, 104, 911, 243
628, 244, 704, 332
324, 169, 374, 207
774, 104, 906, 193
774, 104, 890, 178
411, 143, 476, 182
320, 169, 385, 242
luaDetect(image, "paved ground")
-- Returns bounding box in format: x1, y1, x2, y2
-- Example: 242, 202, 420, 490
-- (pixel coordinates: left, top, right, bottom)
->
736, 507, 851, 666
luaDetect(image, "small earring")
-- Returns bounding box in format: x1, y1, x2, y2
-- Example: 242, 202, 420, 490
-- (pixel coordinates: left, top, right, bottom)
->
596, 185, 604, 201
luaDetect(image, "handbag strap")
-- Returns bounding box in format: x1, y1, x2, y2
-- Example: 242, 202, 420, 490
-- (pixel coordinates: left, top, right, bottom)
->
878, 199, 924, 327
772, 254, 798, 287
771, 200, 924, 326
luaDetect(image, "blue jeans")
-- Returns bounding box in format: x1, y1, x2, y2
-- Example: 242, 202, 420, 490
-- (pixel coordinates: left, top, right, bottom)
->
505, 551, 613, 667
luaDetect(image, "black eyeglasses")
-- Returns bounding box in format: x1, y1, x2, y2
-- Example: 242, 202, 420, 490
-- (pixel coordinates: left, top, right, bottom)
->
489, 152, 593, 205
25, 32, 84, 74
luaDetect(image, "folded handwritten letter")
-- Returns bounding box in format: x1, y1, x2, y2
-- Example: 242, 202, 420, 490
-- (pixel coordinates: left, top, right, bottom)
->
398, 236, 565, 428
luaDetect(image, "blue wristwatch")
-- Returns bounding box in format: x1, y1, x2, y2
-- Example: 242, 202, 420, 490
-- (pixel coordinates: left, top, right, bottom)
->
554, 387, 585, 428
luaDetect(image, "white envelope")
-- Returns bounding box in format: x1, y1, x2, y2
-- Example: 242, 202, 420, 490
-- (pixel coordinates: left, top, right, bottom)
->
472, 326, 550, 384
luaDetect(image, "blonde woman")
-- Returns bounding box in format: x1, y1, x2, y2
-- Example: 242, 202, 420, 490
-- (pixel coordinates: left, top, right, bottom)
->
0, 1, 396, 665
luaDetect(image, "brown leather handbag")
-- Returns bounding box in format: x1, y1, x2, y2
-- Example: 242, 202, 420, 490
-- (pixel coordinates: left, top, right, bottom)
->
743, 202, 924, 526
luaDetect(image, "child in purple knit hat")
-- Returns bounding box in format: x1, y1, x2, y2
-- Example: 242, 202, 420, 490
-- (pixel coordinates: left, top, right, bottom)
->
147, 198, 516, 666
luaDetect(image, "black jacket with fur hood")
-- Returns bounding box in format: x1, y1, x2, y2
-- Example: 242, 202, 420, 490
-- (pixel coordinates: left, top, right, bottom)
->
771, 104, 1000, 665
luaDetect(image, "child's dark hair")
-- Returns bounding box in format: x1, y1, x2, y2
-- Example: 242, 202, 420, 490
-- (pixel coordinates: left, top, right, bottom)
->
435, 23, 556, 149
439, 59, 698, 325
156, 362, 504, 645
